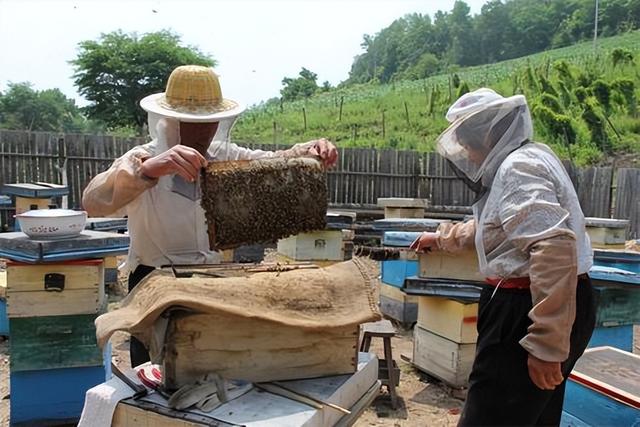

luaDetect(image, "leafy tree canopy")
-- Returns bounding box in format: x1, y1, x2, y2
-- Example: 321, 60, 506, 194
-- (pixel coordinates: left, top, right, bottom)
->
0, 82, 86, 132
70, 30, 214, 130
280, 68, 319, 101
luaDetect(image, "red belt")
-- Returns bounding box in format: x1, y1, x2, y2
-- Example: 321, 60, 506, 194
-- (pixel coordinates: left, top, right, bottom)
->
486, 274, 589, 290
485, 277, 531, 289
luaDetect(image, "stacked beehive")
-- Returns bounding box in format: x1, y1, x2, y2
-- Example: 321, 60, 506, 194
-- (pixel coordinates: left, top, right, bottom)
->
0, 231, 128, 425
588, 248, 640, 352
372, 198, 445, 325
408, 230, 484, 388
586, 218, 639, 350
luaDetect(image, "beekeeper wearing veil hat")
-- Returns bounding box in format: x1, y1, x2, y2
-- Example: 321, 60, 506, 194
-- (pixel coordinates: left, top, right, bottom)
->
82, 65, 337, 367
411, 88, 596, 426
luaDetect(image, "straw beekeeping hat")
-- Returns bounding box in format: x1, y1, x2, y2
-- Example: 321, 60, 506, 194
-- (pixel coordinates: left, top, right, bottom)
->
140, 65, 245, 122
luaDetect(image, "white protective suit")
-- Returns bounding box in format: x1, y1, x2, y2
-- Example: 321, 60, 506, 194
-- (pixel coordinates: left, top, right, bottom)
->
435, 89, 592, 362
82, 114, 313, 272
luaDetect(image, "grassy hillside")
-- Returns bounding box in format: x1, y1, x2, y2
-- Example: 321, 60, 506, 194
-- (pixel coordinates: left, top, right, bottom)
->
234, 31, 640, 166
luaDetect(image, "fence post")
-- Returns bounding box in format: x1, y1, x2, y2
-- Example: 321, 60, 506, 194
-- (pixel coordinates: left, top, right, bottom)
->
302, 107, 307, 132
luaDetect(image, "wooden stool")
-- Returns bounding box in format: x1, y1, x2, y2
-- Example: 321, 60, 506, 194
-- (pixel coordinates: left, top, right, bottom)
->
359, 319, 399, 409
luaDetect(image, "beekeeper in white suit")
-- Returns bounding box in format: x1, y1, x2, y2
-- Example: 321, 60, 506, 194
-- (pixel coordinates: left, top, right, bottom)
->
411, 88, 595, 426
82, 65, 337, 366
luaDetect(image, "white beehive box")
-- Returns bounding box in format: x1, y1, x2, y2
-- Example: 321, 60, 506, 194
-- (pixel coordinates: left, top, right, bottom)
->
277, 230, 344, 261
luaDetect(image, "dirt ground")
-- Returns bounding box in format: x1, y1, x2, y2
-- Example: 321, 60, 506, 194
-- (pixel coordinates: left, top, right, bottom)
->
0, 259, 639, 427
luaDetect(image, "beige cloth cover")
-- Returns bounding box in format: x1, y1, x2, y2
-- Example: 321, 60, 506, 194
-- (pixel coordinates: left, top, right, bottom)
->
96, 259, 381, 354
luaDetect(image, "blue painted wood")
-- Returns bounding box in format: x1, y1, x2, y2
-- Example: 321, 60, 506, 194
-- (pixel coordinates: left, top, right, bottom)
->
589, 265, 640, 285
560, 411, 591, 427
1, 183, 68, 198
382, 231, 422, 247
563, 379, 640, 427
0, 230, 129, 263
593, 250, 640, 274
592, 285, 640, 326
0, 299, 8, 336
588, 325, 633, 352
10, 362, 111, 425
381, 260, 419, 287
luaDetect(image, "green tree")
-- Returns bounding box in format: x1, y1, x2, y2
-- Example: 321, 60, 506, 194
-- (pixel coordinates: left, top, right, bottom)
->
71, 30, 214, 131
280, 68, 319, 101
0, 82, 85, 132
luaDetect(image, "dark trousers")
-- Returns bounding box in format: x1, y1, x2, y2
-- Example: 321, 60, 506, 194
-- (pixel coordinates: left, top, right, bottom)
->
128, 264, 156, 368
459, 276, 596, 427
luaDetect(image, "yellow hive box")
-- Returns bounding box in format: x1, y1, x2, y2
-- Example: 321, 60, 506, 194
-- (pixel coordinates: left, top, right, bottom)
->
417, 296, 478, 344
6, 260, 104, 317
419, 249, 484, 282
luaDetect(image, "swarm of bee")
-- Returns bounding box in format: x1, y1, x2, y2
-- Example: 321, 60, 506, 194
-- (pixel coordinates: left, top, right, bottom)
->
201, 157, 328, 250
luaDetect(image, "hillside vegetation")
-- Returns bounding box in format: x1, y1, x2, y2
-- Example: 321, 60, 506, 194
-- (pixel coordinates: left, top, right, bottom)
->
234, 31, 640, 166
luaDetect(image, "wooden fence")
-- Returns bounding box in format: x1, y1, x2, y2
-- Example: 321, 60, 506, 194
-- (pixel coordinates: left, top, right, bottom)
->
1, 130, 639, 238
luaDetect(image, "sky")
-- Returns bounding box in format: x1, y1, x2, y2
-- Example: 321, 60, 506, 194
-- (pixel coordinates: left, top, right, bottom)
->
0, 0, 487, 108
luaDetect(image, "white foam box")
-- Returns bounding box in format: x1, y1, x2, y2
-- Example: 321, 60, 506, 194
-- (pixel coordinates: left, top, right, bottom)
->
419, 249, 484, 282
585, 217, 629, 246
6, 259, 104, 317
417, 296, 478, 344
413, 325, 475, 388
277, 230, 344, 261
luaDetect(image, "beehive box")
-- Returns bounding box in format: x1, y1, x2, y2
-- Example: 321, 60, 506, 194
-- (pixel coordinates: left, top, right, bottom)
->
419, 249, 484, 282
277, 229, 344, 261
413, 325, 475, 388
9, 313, 106, 371
5, 259, 104, 317
377, 198, 426, 219
585, 217, 629, 247
163, 311, 359, 390
379, 282, 418, 325
417, 296, 478, 344
562, 346, 640, 427
201, 157, 327, 250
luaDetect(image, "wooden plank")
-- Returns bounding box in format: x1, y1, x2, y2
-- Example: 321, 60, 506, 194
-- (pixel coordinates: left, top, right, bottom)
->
113, 404, 209, 427
6, 261, 103, 292
6, 288, 103, 317
164, 312, 359, 389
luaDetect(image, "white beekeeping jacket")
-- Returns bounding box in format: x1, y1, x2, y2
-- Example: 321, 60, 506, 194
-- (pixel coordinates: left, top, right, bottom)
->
436, 89, 592, 277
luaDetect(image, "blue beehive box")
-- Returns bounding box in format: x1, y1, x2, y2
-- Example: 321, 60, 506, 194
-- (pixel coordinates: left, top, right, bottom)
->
381, 232, 421, 288
561, 346, 640, 427
10, 346, 112, 425
0, 298, 8, 337
593, 249, 640, 274
588, 324, 633, 352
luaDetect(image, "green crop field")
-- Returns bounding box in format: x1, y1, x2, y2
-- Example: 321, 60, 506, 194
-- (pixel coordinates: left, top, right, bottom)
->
234, 31, 640, 166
